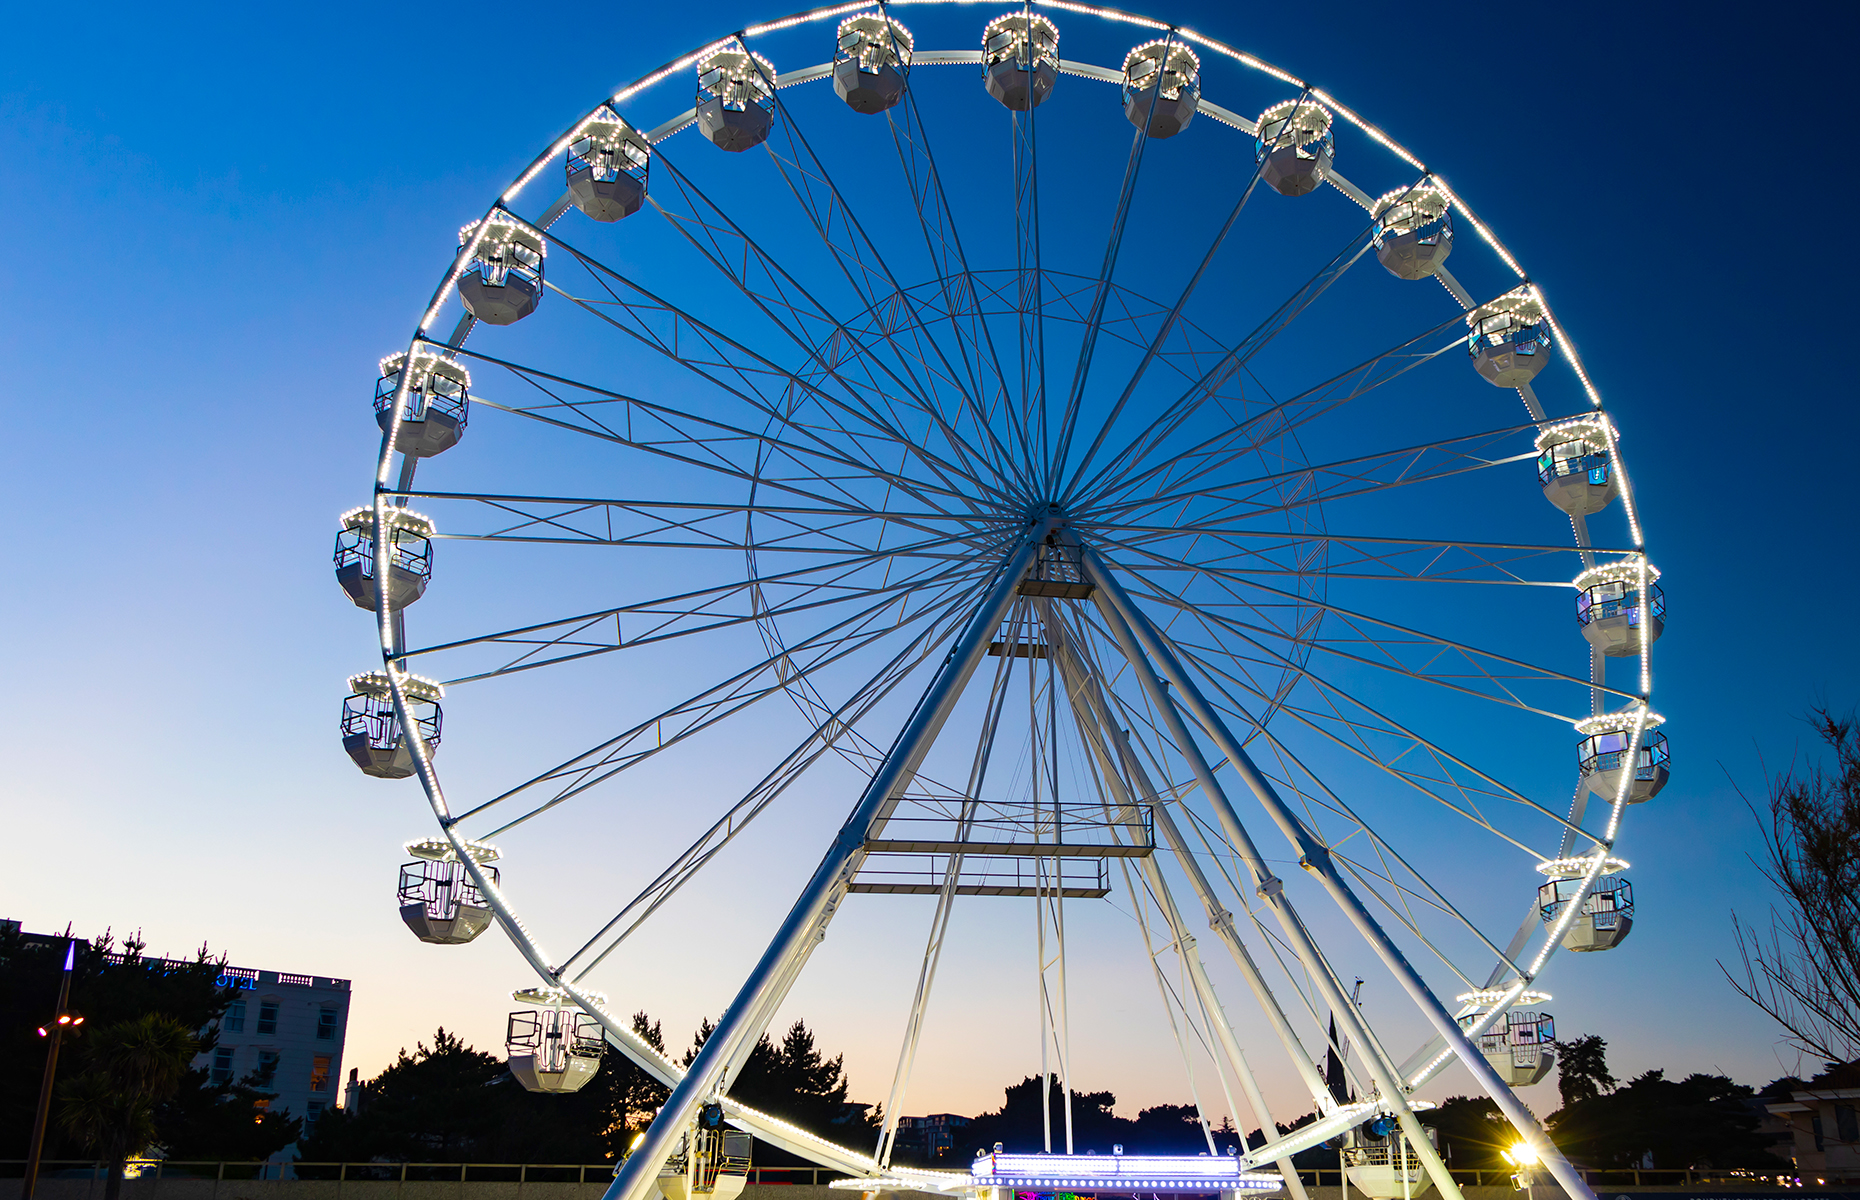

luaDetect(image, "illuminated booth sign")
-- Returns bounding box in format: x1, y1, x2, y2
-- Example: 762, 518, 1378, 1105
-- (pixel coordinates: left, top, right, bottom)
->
969, 1152, 1283, 1197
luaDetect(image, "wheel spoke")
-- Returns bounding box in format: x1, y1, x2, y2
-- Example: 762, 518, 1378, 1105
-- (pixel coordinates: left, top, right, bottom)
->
1101, 527, 1636, 589
1056, 88, 1306, 501
1086, 421, 1545, 529
1108, 547, 1634, 714
640, 146, 1008, 502
1081, 295, 1480, 514
400, 489, 992, 554
1107, 584, 1602, 848
462, 562, 994, 830
752, 58, 1029, 495
558, 584, 983, 978
453, 341, 990, 518
1070, 209, 1392, 508
883, 58, 1034, 486
543, 232, 1012, 511
408, 540, 979, 682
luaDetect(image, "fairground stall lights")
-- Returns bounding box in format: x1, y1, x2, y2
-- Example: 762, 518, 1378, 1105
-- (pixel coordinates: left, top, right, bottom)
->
957, 1151, 1284, 1192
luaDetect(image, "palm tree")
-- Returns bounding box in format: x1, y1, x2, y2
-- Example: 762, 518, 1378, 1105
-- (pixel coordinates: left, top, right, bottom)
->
60, 1014, 199, 1200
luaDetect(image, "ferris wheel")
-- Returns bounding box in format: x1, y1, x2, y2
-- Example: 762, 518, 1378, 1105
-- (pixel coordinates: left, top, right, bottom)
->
333, 6, 1667, 1200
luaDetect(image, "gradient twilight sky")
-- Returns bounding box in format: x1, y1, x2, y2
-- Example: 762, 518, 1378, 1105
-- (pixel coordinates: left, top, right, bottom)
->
2, 0, 1856, 1136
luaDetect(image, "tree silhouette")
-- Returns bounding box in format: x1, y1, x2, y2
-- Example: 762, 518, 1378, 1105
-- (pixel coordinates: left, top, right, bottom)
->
58, 1015, 199, 1200
1419, 1096, 1509, 1171
686, 1017, 878, 1160
1547, 1070, 1780, 1169
961, 1075, 1223, 1158
1555, 1034, 1617, 1107
303, 1015, 866, 1168
297, 1028, 511, 1164
1, 926, 245, 1162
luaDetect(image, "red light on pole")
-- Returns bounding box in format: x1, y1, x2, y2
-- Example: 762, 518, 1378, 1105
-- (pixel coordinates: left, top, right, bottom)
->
22, 932, 78, 1200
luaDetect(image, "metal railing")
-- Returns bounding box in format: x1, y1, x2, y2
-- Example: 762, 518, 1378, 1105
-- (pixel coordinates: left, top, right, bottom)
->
0, 1162, 856, 1187
0, 1161, 1825, 1190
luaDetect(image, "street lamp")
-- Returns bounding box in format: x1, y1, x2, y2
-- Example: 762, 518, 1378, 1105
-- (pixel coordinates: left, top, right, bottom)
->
1504, 1142, 1541, 1200
21, 937, 82, 1200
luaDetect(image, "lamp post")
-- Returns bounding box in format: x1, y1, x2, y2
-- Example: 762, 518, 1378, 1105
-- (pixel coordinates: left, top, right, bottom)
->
21, 936, 84, 1200
1506, 1142, 1540, 1200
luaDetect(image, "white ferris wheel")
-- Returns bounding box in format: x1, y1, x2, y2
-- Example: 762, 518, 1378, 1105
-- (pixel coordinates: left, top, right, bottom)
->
333, 6, 1668, 1200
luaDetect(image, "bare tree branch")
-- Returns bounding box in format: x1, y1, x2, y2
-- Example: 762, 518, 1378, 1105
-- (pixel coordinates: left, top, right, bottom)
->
1722, 709, 1860, 1065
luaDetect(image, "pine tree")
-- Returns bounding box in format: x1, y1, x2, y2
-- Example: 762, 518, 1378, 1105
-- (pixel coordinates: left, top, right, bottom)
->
1554, 1034, 1617, 1107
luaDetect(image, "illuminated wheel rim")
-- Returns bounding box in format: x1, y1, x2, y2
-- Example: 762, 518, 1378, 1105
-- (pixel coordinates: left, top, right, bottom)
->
345, 2, 1659, 1188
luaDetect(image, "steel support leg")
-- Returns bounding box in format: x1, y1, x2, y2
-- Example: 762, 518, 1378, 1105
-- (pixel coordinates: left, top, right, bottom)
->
1085, 548, 1597, 1200
1046, 611, 1337, 1108
600, 537, 1041, 1200
1083, 567, 1467, 1200
1045, 617, 1315, 1199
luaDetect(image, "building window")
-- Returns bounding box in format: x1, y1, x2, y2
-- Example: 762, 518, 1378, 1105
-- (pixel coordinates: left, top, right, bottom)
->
211, 1048, 234, 1086
1839, 1105, 1858, 1145
255, 1049, 280, 1087
317, 1009, 338, 1041
257, 1000, 279, 1035
254, 1097, 270, 1114
310, 1055, 331, 1093
1814, 1114, 1826, 1152
226, 1000, 246, 1033
306, 1101, 326, 1124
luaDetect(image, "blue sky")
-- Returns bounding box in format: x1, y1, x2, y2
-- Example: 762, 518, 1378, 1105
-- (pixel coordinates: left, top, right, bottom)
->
3, 0, 1855, 1133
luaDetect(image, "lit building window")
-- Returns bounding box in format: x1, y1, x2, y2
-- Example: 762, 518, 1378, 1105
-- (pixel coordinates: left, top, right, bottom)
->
311, 1055, 331, 1093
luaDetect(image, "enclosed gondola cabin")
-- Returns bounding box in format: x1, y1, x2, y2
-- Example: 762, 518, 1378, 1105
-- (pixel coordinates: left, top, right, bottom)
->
1343, 1121, 1436, 1199
1460, 1007, 1555, 1086
1371, 184, 1453, 280
982, 13, 1059, 111
834, 15, 912, 114
567, 109, 650, 222
1576, 709, 1669, 802
1537, 858, 1634, 952
697, 50, 777, 152
375, 350, 469, 458
1467, 289, 1553, 387
659, 1106, 753, 1200
1573, 557, 1664, 656
457, 215, 545, 326
1535, 417, 1618, 516
1121, 41, 1200, 138
398, 838, 499, 945
333, 506, 433, 612
1256, 100, 1333, 197
507, 987, 604, 1093
341, 672, 443, 779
